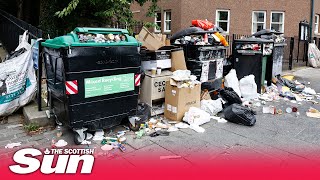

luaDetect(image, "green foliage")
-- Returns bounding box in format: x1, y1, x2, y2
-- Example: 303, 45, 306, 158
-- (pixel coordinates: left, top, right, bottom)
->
41, 0, 158, 36
24, 123, 41, 132
143, 21, 157, 28
55, 0, 80, 18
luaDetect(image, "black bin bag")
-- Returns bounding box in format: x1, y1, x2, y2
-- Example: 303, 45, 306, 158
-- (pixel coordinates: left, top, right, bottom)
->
219, 87, 242, 105
224, 104, 256, 126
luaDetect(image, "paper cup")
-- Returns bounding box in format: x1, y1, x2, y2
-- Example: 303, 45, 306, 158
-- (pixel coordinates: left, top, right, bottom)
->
151, 68, 156, 76
157, 68, 162, 75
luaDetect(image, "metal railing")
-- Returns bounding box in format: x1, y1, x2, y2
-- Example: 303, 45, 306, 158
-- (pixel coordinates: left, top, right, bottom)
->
0, 9, 42, 52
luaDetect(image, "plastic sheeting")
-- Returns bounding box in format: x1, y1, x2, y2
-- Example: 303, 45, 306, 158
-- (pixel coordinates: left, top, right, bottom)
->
240, 75, 259, 100
224, 69, 241, 97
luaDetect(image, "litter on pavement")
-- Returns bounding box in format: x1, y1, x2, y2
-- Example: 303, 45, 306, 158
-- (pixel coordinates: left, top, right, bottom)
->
4, 23, 320, 150
5, 142, 21, 149
55, 139, 68, 147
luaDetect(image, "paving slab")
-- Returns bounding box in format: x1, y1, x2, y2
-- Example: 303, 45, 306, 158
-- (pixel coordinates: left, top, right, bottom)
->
23, 102, 54, 127
296, 124, 320, 145
125, 133, 155, 150
123, 144, 192, 168
212, 145, 283, 167
149, 131, 210, 157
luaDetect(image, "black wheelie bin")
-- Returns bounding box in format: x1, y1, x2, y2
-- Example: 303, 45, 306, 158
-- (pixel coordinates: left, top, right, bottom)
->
41, 27, 141, 144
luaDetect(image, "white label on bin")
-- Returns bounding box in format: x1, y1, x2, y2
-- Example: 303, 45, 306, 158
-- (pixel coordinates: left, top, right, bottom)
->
200, 62, 209, 82
167, 104, 172, 112
172, 106, 177, 114
216, 58, 224, 79
84, 73, 134, 98
171, 90, 177, 96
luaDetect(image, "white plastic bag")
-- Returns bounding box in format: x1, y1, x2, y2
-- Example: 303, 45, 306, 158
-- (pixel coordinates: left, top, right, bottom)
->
0, 31, 37, 116
224, 69, 241, 97
200, 99, 223, 116
183, 107, 211, 126
308, 43, 320, 68
240, 75, 258, 100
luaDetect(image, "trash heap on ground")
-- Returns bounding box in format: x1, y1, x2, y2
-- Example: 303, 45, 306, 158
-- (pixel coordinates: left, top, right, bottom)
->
3, 23, 320, 154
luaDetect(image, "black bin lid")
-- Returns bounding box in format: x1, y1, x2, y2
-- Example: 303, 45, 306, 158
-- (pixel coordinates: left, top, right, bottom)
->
234, 37, 274, 43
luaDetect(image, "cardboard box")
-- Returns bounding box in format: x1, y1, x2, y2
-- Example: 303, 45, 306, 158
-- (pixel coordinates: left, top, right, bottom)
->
137, 27, 165, 50
171, 48, 187, 71
140, 70, 172, 109
164, 83, 201, 121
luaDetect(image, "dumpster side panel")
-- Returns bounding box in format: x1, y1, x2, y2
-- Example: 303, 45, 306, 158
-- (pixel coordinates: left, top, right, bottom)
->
42, 46, 141, 130
66, 46, 141, 72
63, 47, 140, 130
272, 46, 284, 77
69, 95, 138, 129
182, 45, 226, 61
234, 55, 263, 93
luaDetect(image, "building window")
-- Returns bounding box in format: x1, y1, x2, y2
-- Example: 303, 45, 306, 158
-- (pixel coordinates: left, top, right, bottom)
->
315, 14, 319, 34
164, 11, 172, 32
252, 11, 266, 34
270, 12, 285, 33
216, 10, 230, 33
154, 12, 161, 33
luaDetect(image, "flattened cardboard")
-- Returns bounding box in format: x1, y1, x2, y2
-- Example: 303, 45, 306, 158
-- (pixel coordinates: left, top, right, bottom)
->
171, 49, 187, 72
137, 27, 165, 50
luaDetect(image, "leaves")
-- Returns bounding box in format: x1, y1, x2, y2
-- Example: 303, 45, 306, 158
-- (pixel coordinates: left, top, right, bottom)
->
52, 0, 158, 33
55, 0, 80, 18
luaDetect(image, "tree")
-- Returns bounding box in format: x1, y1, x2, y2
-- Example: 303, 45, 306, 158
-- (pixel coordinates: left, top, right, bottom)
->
54, 0, 158, 34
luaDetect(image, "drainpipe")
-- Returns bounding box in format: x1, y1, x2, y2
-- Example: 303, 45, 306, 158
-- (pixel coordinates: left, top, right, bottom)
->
310, 0, 315, 42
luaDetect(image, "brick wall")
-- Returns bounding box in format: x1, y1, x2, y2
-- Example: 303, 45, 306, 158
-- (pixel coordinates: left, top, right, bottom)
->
132, 0, 320, 38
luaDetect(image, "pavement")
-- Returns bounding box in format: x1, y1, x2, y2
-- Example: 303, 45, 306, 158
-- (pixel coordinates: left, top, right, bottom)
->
1, 67, 320, 168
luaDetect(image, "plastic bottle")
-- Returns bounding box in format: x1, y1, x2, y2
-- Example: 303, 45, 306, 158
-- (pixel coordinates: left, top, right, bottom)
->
262, 80, 268, 93
56, 125, 62, 137
51, 137, 56, 148
135, 124, 146, 139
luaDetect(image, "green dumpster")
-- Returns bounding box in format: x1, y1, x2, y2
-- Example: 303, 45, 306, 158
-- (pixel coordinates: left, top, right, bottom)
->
41, 27, 141, 144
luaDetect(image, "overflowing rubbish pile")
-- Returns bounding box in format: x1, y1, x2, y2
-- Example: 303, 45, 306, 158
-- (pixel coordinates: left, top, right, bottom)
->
78, 33, 127, 43
222, 69, 320, 120
42, 25, 320, 148
3, 23, 320, 154
252, 29, 286, 43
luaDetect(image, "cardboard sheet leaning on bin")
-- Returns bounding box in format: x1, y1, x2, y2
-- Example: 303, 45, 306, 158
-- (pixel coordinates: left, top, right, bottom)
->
136, 27, 167, 51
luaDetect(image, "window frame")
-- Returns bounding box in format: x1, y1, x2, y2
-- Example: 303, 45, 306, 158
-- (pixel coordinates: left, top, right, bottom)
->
270, 11, 285, 33
215, 9, 230, 33
315, 14, 319, 34
164, 10, 172, 33
252, 11, 266, 34
154, 12, 161, 33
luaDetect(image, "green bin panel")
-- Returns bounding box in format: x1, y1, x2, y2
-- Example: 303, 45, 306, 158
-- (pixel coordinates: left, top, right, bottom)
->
261, 56, 268, 86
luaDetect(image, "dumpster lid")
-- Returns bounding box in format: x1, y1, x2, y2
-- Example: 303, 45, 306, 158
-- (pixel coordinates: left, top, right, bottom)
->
42, 27, 141, 49
251, 29, 283, 38
274, 43, 287, 46
170, 27, 214, 40
235, 37, 274, 43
